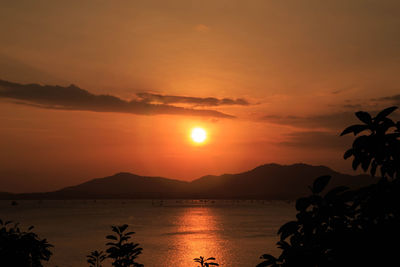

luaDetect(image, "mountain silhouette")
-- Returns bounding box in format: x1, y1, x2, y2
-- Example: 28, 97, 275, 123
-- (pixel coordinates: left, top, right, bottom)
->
1, 163, 375, 200
56, 172, 188, 198
189, 163, 374, 199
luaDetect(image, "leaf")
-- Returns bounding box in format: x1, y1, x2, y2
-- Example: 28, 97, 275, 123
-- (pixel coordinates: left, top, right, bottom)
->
352, 157, 361, 170
277, 240, 290, 250
343, 148, 353, 159
260, 254, 277, 261
111, 225, 119, 234
355, 111, 372, 124
106, 235, 118, 240
340, 124, 368, 136
206, 257, 216, 260
125, 231, 135, 236
278, 221, 298, 240
311, 175, 331, 194
257, 255, 276, 267
375, 106, 398, 122
118, 224, 128, 233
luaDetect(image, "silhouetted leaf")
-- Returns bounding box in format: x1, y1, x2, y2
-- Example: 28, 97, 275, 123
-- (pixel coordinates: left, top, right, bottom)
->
125, 231, 135, 236
277, 240, 290, 250
352, 157, 361, 170
343, 148, 353, 159
111, 225, 119, 234
356, 111, 372, 124
257, 254, 277, 267
312, 175, 331, 194
375, 106, 398, 122
106, 235, 117, 240
278, 221, 298, 240
119, 224, 128, 233
260, 254, 277, 261
340, 124, 368, 136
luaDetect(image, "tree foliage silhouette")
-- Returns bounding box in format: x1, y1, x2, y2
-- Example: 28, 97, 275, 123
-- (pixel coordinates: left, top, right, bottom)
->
258, 106, 400, 267
105, 224, 143, 267
0, 219, 53, 267
193, 256, 219, 267
87, 250, 106, 267
341, 106, 399, 179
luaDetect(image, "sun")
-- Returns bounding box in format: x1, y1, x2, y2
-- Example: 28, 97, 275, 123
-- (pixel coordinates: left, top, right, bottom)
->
191, 127, 207, 143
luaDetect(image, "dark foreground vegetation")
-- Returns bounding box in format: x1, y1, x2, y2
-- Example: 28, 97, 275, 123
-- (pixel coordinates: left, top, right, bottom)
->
1, 106, 398, 266
258, 106, 400, 267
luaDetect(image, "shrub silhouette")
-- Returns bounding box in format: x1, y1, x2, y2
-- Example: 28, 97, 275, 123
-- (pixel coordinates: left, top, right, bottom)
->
87, 250, 106, 267
0, 219, 53, 267
105, 224, 143, 267
341, 106, 399, 179
258, 106, 400, 267
193, 256, 219, 267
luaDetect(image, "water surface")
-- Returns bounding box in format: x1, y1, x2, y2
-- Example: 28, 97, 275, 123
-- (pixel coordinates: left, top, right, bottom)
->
0, 200, 295, 266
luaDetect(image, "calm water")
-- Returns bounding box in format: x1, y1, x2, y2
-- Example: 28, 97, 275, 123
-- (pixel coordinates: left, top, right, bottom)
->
0, 200, 295, 267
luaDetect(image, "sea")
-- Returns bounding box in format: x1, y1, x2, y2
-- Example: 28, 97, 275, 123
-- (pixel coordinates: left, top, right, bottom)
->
0, 199, 295, 267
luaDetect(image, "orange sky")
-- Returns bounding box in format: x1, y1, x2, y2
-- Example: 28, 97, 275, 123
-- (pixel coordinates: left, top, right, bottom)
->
1, 0, 400, 192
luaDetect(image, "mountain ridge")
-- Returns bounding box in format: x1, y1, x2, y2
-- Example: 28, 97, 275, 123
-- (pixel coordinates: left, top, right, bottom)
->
0, 163, 376, 200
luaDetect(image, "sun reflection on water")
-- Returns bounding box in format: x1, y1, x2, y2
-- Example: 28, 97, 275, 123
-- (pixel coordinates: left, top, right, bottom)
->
166, 206, 227, 267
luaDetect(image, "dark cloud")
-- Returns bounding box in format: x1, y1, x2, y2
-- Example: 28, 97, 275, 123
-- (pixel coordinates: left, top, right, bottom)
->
261, 112, 356, 131
136, 92, 250, 107
0, 80, 235, 118
374, 94, 400, 106
262, 103, 399, 131
280, 131, 353, 150
342, 103, 364, 109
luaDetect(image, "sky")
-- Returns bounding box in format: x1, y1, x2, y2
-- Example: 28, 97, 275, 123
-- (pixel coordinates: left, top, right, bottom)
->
1, 0, 400, 192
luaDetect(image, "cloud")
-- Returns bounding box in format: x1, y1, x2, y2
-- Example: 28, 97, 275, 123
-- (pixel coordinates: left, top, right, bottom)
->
136, 92, 250, 107
262, 103, 400, 131
279, 131, 353, 150
261, 112, 356, 131
0, 80, 235, 118
374, 94, 400, 106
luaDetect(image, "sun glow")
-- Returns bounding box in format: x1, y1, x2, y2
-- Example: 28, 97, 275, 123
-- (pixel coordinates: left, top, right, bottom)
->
191, 127, 207, 143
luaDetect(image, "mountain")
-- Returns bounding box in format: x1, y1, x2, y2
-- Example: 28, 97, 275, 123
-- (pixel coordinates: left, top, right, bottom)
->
189, 163, 375, 199
1, 163, 376, 200
55, 172, 189, 198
